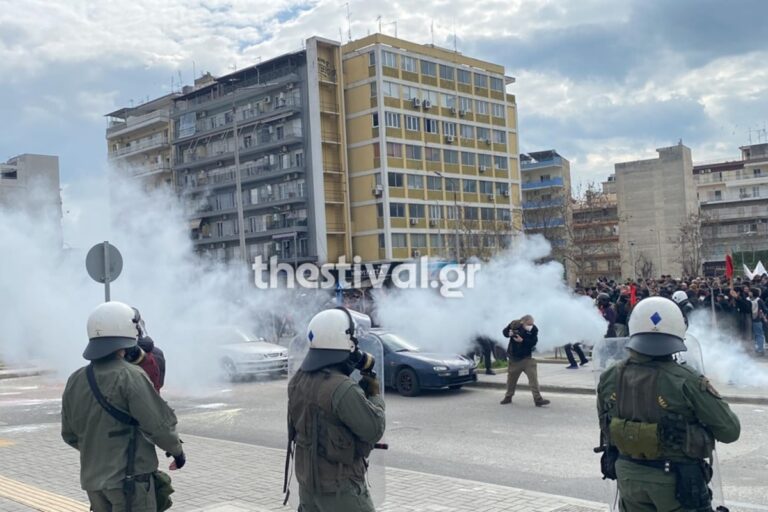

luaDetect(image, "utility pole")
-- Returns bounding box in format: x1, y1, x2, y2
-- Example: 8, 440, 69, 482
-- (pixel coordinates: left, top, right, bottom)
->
434, 170, 460, 262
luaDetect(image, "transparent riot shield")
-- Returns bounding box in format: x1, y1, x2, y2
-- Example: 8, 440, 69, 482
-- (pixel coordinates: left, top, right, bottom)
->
591, 336, 726, 512
286, 309, 386, 508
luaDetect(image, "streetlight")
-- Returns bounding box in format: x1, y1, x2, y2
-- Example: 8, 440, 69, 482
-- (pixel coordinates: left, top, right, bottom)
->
433, 170, 460, 263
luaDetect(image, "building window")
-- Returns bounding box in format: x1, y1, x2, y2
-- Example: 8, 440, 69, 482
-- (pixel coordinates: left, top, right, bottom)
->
460, 124, 474, 139
382, 81, 400, 98
490, 77, 504, 92
405, 145, 422, 160
492, 103, 505, 118
474, 73, 488, 88
498, 208, 511, 221
464, 206, 478, 219
377, 203, 384, 217
440, 65, 455, 81
457, 68, 471, 84
385, 111, 401, 128
402, 84, 419, 100
493, 129, 505, 144
445, 177, 460, 192
461, 151, 476, 166
444, 149, 459, 164
401, 55, 417, 73
370, 82, 377, 97
388, 173, 404, 188
480, 181, 493, 194
379, 233, 386, 248
429, 204, 442, 219
476, 127, 490, 141
369, 52, 376, 66
459, 96, 473, 112
411, 234, 427, 248
386, 142, 402, 157
392, 233, 407, 247
372, 112, 379, 128
405, 115, 420, 131
425, 147, 441, 162
408, 174, 424, 189
382, 51, 398, 68
424, 118, 439, 134
427, 175, 442, 190
443, 121, 457, 137
421, 60, 437, 77
481, 207, 495, 221
476, 100, 489, 115
409, 204, 425, 219
463, 179, 477, 193
430, 234, 444, 247
478, 154, 492, 169
423, 89, 438, 105
390, 202, 406, 217
495, 182, 509, 195
494, 156, 508, 169
441, 93, 456, 108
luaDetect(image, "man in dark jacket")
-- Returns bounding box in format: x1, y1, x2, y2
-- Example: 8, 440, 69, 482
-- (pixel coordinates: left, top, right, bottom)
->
467, 335, 497, 375
124, 307, 166, 392
500, 315, 550, 407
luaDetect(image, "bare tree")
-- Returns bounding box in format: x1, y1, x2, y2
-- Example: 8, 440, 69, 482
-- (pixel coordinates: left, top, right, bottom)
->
636, 252, 656, 280
671, 212, 706, 277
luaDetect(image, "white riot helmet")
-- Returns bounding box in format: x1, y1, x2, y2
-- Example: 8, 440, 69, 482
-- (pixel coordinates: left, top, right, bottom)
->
83, 301, 139, 361
671, 290, 689, 305
627, 297, 687, 356
301, 308, 358, 372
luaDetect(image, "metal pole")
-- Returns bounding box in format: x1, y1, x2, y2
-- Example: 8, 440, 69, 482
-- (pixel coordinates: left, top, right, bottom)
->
293, 231, 298, 269
103, 241, 111, 302
233, 92, 248, 265
453, 186, 460, 263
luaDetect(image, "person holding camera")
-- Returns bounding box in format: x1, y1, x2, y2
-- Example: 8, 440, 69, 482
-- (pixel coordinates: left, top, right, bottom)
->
123, 307, 165, 393
499, 315, 550, 407
286, 307, 385, 512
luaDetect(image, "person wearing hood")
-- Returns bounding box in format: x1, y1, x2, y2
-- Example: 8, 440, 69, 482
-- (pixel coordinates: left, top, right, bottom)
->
500, 315, 550, 407
124, 307, 166, 392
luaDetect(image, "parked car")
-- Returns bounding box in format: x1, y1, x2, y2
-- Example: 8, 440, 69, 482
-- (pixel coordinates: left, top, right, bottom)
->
359, 329, 477, 397
200, 326, 288, 381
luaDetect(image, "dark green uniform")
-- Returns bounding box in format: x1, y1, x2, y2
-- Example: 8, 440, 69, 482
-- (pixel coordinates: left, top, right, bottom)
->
597, 352, 740, 512
62, 358, 183, 512
288, 368, 385, 512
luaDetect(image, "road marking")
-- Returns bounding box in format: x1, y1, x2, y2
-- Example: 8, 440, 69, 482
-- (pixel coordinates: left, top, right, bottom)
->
0, 475, 88, 511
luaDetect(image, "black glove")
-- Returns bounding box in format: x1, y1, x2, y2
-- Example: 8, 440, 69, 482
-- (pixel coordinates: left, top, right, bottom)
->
359, 375, 380, 397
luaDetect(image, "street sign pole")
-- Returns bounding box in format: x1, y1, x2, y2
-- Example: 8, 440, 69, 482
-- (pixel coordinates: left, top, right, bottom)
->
86, 241, 123, 302
103, 241, 111, 301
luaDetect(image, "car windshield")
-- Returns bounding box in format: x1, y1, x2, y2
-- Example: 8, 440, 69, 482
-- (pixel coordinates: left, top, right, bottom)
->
204, 328, 265, 345
380, 333, 420, 352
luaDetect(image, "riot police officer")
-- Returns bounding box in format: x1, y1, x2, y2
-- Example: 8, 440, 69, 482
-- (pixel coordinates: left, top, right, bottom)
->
286, 308, 386, 512
672, 290, 696, 327
596, 297, 740, 512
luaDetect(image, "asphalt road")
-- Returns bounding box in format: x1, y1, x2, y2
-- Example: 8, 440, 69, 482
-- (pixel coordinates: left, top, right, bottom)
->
2, 375, 767, 510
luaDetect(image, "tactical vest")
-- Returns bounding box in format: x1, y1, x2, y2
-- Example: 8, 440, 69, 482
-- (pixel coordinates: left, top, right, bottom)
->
608, 360, 714, 462
288, 369, 372, 494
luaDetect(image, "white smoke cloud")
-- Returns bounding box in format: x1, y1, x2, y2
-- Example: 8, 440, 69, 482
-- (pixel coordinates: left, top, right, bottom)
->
373, 235, 608, 355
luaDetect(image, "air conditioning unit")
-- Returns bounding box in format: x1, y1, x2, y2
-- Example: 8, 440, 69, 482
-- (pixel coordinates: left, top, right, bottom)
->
502, 190, 510, 197
479, 165, 488, 173
412, 249, 421, 258
409, 218, 419, 225
445, 135, 455, 144
263, 96, 271, 104
458, 109, 466, 117
450, 106, 458, 115
286, 83, 294, 90
487, 194, 494, 200
373, 184, 384, 195
423, 100, 432, 109
484, 138, 492, 145
411, 98, 422, 108
429, 219, 438, 227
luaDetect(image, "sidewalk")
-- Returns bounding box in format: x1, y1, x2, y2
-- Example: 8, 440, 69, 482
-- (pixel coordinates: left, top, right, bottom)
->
0, 424, 605, 512
471, 355, 768, 405
0, 368, 44, 380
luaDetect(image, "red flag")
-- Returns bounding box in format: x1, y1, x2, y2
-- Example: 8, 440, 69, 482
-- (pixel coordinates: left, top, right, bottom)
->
725, 254, 734, 279
630, 283, 638, 307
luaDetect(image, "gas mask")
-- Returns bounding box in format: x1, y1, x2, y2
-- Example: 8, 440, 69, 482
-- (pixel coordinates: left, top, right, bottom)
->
523, 324, 534, 332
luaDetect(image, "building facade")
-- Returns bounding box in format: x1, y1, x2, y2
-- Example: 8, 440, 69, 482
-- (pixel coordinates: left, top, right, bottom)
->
616, 143, 699, 279
171, 38, 350, 267
341, 34, 522, 262
694, 142, 768, 276
106, 94, 178, 191
571, 180, 620, 284
520, 150, 572, 275
0, 154, 63, 247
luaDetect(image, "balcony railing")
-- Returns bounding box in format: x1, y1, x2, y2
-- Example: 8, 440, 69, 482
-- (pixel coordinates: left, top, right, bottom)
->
521, 157, 562, 171
523, 218, 566, 230
701, 192, 764, 204
175, 134, 303, 167
522, 197, 564, 209
110, 136, 170, 158
521, 177, 564, 190
107, 110, 169, 136
695, 170, 767, 185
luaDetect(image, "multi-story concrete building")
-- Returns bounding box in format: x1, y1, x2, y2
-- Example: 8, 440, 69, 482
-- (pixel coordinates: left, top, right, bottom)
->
341, 34, 522, 262
616, 143, 699, 279
694, 142, 768, 276
106, 94, 178, 190
0, 154, 63, 247
172, 37, 350, 266
520, 150, 572, 274
571, 180, 620, 284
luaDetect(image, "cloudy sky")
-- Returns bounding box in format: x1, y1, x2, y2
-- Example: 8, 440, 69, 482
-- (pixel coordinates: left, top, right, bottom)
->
2, 0, 767, 198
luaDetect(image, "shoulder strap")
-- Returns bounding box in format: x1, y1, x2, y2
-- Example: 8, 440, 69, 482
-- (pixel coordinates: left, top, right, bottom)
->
86, 364, 138, 426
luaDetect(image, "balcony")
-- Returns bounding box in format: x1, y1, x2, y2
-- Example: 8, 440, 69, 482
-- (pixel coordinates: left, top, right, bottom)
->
180, 165, 305, 194
193, 221, 308, 245
522, 197, 565, 209
521, 177, 564, 190
131, 164, 172, 178
110, 136, 170, 159
523, 218, 566, 230
521, 157, 563, 171
174, 134, 303, 170
700, 192, 765, 205
695, 170, 767, 186
107, 110, 169, 137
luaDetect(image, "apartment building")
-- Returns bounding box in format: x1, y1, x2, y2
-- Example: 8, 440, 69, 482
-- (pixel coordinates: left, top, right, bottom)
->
694, 142, 768, 276
106, 94, 178, 190
341, 34, 522, 262
0, 154, 63, 247
171, 37, 350, 266
616, 143, 699, 279
571, 180, 620, 284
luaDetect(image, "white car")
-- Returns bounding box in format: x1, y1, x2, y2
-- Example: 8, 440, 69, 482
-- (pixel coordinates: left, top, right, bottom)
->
201, 327, 288, 381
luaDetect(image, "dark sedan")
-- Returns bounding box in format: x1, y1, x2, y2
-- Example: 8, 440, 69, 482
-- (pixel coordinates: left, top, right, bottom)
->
359, 330, 477, 397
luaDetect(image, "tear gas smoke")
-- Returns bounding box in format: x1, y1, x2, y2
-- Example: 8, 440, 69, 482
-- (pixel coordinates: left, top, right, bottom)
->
0, 173, 330, 393
373, 236, 608, 354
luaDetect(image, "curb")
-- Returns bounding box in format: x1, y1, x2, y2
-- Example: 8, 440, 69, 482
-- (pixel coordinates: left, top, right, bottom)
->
0, 369, 45, 380
469, 379, 768, 405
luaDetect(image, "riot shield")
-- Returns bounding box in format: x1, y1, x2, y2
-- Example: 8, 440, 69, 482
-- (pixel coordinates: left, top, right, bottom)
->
591, 336, 725, 512
286, 309, 386, 508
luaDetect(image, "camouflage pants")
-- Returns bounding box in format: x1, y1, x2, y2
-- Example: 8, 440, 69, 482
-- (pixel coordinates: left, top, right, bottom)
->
298, 480, 376, 512
87, 477, 156, 512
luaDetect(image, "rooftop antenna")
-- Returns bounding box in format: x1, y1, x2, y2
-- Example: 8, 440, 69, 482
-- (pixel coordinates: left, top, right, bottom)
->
177, 70, 182, 90
452, 19, 457, 52
431, 20, 434, 45
339, 27, 343, 43
346, 2, 352, 42
377, 15, 381, 33
192, 60, 196, 80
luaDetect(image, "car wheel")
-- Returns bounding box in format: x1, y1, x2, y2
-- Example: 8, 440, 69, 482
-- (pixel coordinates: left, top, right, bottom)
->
396, 367, 421, 397
221, 358, 239, 382
449, 385, 462, 390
